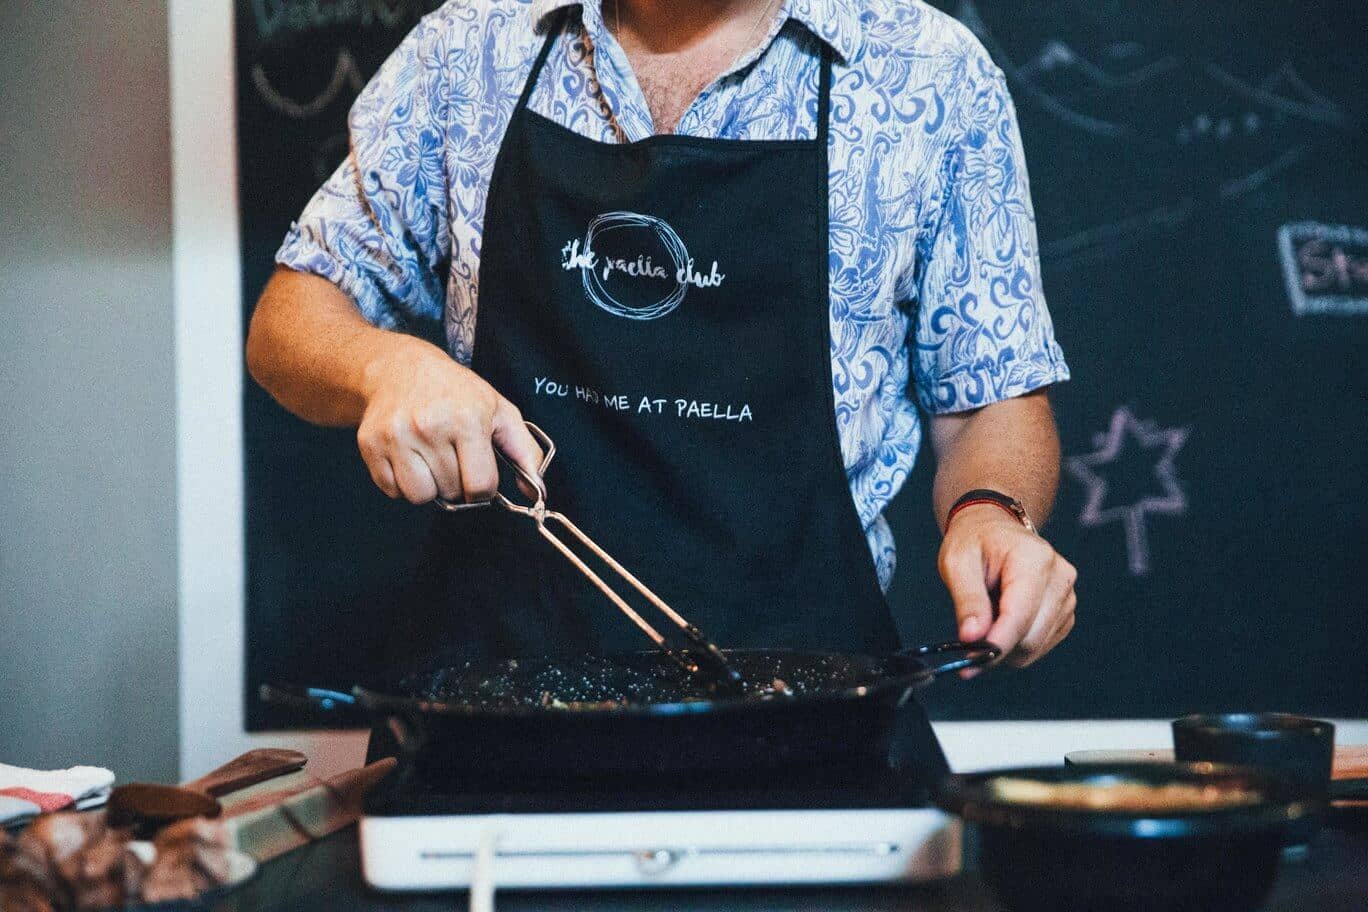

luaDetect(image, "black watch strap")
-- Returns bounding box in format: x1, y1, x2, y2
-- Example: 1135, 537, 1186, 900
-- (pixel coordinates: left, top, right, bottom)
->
947, 488, 1036, 533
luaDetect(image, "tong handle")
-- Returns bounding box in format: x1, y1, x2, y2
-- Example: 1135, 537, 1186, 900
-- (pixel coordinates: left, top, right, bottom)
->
433, 421, 744, 693
435, 421, 555, 512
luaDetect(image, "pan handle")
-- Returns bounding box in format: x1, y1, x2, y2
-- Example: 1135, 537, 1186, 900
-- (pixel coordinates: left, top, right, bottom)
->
257, 683, 378, 729
258, 684, 428, 757
258, 683, 360, 712
901, 640, 1000, 678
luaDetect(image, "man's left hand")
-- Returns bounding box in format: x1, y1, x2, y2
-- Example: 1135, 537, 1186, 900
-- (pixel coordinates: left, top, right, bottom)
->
937, 504, 1077, 669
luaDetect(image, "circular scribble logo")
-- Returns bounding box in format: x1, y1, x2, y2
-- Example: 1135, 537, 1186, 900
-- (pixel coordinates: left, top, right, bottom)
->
560, 211, 726, 321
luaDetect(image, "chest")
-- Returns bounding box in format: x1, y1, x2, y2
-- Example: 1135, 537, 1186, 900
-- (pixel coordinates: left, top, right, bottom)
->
621, 45, 738, 135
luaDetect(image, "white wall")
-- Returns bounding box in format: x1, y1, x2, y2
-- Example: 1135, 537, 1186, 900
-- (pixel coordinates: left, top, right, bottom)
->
0, 0, 179, 781
170, 0, 367, 780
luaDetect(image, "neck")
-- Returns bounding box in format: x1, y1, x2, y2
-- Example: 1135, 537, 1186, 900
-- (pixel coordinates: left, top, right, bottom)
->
609, 0, 773, 54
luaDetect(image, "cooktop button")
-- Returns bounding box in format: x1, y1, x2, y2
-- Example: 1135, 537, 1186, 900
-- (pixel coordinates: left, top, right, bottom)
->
634, 849, 680, 875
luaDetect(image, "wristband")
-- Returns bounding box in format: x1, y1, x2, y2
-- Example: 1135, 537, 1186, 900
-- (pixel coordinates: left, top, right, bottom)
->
947, 488, 1035, 533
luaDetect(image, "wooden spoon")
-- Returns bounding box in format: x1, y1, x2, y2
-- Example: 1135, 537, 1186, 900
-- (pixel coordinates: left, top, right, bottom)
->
107, 749, 307, 829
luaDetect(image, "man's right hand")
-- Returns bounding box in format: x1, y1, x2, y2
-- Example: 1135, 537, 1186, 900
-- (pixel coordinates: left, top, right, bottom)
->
356, 341, 544, 505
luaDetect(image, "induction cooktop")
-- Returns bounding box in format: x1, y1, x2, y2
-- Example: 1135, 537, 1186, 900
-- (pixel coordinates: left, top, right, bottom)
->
360, 710, 961, 891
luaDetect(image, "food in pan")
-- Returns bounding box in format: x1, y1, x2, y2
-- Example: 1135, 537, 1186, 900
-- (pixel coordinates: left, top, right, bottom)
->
411, 652, 868, 709
988, 775, 1263, 811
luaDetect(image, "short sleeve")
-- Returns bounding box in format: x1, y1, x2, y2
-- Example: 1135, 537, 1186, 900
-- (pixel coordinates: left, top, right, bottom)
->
911, 61, 1069, 414
274, 16, 452, 330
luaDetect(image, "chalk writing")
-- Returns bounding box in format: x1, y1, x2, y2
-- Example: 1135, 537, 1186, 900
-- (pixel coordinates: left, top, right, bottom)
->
250, 0, 434, 40
251, 50, 366, 121
955, 0, 1354, 272
1278, 222, 1368, 316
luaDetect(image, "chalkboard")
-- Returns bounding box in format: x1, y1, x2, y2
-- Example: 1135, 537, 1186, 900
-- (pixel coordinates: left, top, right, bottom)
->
237, 1, 1368, 729
236, 0, 448, 729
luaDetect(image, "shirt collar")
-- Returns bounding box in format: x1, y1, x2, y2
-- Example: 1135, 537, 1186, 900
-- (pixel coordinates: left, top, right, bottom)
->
529, 0, 865, 63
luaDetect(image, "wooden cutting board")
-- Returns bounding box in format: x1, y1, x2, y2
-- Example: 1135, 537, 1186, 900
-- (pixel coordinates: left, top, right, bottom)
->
215, 759, 396, 863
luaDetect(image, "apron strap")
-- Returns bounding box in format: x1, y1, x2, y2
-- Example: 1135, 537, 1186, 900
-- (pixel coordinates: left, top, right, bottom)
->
515, 9, 567, 116
815, 43, 832, 294
815, 42, 832, 145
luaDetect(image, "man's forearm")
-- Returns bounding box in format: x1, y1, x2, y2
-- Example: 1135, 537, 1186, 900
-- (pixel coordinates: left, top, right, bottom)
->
246, 266, 444, 427
929, 390, 1061, 531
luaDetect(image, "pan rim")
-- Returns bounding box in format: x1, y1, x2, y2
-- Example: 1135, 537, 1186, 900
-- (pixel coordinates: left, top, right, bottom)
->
356, 647, 936, 718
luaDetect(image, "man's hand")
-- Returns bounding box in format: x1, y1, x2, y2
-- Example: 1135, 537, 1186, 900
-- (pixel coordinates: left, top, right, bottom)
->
938, 504, 1077, 668
356, 341, 544, 505
247, 268, 545, 505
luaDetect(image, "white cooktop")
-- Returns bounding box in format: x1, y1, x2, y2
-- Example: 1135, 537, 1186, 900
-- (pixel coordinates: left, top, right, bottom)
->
361, 806, 961, 891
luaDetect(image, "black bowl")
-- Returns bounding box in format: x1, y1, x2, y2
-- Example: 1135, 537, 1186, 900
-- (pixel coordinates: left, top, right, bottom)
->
1174, 713, 1334, 845
936, 763, 1320, 912
1172, 713, 1334, 792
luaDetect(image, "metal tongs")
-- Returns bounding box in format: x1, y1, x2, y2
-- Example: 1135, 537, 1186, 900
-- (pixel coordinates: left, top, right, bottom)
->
436, 422, 745, 695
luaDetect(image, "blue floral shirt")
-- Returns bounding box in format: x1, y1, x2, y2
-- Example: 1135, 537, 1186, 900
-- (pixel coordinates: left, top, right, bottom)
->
276, 0, 1070, 589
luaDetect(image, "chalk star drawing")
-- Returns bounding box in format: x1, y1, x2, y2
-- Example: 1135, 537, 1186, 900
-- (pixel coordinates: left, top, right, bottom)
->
1066, 407, 1190, 576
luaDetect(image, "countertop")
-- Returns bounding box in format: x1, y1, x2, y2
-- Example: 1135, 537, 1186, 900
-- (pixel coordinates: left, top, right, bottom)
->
209, 823, 1368, 912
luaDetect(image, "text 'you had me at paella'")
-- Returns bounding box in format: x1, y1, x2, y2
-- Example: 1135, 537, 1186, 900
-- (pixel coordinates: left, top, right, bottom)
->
533, 376, 754, 422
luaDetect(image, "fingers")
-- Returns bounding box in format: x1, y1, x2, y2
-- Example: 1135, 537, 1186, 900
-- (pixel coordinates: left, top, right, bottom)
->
1031, 593, 1077, 664
363, 452, 399, 500
391, 450, 439, 505
358, 423, 405, 500
986, 547, 1052, 665
417, 444, 463, 502
361, 413, 457, 505
1052, 592, 1077, 645
409, 400, 467, 502
1002, 556, 1078, 667
453, 410, 499, 504
938, 540, 994, 643
491, 397, 546, 499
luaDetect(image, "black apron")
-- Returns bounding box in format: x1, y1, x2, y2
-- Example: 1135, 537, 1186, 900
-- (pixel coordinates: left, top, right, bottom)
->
389, 16, 899, 679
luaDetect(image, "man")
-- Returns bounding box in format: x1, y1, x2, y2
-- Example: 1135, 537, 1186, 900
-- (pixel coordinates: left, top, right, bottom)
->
247, 0, 1076, 678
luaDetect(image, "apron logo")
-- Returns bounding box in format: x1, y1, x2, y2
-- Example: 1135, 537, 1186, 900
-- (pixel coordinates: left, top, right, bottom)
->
560, 211, 725, 320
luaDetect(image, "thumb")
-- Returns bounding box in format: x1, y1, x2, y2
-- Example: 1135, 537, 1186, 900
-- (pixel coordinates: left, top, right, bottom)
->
491, 398, 545, 497
939, 540, 993, 643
